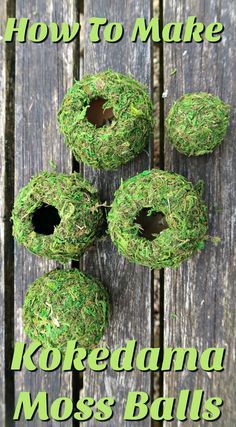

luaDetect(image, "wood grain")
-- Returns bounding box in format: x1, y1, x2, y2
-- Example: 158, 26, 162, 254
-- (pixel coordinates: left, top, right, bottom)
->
163, 1, 236, 425
0, 4, 7, 425
82, 1, 153, 426
14, 2, 77, 426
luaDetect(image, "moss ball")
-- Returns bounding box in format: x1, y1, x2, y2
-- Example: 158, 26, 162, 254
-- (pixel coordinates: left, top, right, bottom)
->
108, 169, 208, 269
23, 268, 110, 351
165, 92, 230, 156
58, 70, 154, 169
12, 171, 104, 263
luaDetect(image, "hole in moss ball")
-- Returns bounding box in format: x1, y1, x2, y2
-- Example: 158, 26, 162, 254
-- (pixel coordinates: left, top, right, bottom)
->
32, 204, 61, 235
86, 97, 114, 128
135, 208, 168, 241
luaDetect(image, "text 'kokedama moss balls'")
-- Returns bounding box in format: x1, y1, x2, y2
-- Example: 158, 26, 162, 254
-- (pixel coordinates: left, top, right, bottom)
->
23, 269, 110, 351
58, 70, 154, 169
165, 92, 230, 156
12, 171, 104, 263
108, 169, 208, 269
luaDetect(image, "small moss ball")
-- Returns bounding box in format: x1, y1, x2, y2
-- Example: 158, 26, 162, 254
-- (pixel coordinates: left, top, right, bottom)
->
165, 92, 230, 156
23, 269, 110, 351
108, 169, 208, 269
12, 171, 104, 263
58, 70, 154, 169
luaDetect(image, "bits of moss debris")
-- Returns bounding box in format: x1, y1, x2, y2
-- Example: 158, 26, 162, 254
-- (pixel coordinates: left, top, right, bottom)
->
165, 92, 230, 156
58, 69, 154, 169
23, 269, 110, 351
108, 169, 208, 269
12, 171, 104, 263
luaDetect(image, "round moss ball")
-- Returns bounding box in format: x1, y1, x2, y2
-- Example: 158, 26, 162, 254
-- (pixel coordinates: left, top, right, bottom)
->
108, 169, 208, 269
12, 171, 104, 263
165, 92, 230, 156
23, 268, 110, 351
58, 70, 154, 169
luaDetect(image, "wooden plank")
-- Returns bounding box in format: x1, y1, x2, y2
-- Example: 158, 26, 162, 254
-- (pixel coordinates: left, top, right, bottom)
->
1, 1, 16, 424
163, 1, 236, 425
82, 1, 153, 426
4, 0, 16, 424
14, 2, 78, 426
0, 4, 7, 425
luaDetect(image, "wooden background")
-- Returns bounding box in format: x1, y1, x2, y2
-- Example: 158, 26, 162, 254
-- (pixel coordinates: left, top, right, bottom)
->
0, 0, 235, 426
163, 1, 236, 426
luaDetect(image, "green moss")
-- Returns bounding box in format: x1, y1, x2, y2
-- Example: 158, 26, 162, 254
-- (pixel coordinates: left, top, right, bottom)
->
165, 92, 230, 156
12, 171, 104, 263
23, 269, 110, 351
108, 169, 208, 269
58, 69, 154, 169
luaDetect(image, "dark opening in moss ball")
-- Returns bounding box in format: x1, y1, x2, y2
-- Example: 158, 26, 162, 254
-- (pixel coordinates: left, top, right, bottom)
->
165, 92, 230, 156
58, 70, 154, 169
12, 171, 104, 263
108, 169, 208, 269
23, 269, 110, 351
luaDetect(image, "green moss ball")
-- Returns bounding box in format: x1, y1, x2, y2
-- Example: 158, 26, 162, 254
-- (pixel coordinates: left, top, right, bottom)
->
23, 269, 110, 351
165, 92, 230, 156
108, 169, 208, 269
12, 171, 104, 263
58, 70, 154, 169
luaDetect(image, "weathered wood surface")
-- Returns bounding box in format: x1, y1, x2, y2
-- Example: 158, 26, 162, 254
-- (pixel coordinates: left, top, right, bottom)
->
14, 2, 77, 426
0, 4, 7, 426
163, 1, 236, 425
82, 1, 153, 426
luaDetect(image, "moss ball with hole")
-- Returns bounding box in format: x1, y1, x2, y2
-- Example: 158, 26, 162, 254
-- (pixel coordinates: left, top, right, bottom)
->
23, 268, 110, 351
12, 171, 104, 263
165, 92, 230, 156
58, 70, 154, 169
108, 169, 208, 269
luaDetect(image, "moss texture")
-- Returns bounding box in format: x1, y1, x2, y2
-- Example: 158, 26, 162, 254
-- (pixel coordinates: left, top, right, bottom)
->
165, 92, 230, 156
108, 169, 208, 269
58, 69, 154, 169
23, 268, 110, 351
12, 171, 104, 263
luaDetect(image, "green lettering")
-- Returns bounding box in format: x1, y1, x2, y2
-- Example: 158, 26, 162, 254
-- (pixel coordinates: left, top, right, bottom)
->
50, 22, 80, 43
11, 341, 42, 371
136, 348, 160, 371
28, 22, 49, 43
161, 348, 198, 371
131, 18, 161, 42
205, 23, 224, 42
150, 397, 175, 421
184, 16, 205, 42
50, 397, 73, 421
162, 22, 183, 42
63, 340, 87, 371
74, 397, 94, 421
104, 22, 123, 42
39, 347, 61, 371
4, 18, 29, 42
95, 397, 115, 421
88, 347, 110, 371
13, 392, 49, 421
89, 17, 107, 42
124, 392, 149, 420
189, 390, 204, 421
202, 397, 223, 421
176, 390, 190, 421
200, 348, 225, 371
110, 340, 137, 371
